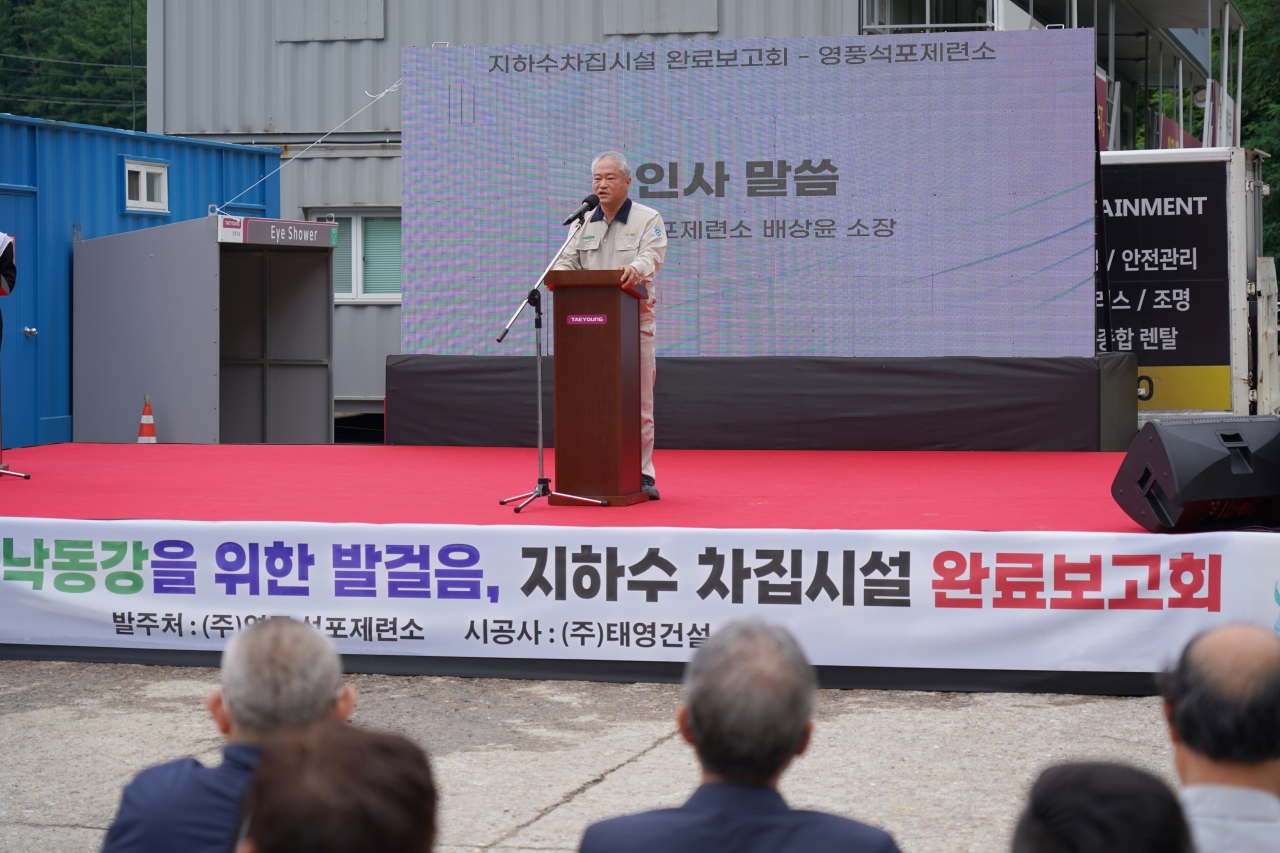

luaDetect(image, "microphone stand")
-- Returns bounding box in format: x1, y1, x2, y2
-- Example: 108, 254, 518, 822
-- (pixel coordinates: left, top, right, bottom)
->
496, 216, 605, 513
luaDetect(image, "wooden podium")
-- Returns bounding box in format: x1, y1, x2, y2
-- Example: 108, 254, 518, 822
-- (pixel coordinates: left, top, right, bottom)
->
545, 270, 649, 506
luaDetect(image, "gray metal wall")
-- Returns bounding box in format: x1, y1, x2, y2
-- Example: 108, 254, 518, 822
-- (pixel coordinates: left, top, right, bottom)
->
278, 145, 400, 220
148, 0, 863, 137
334, 303, 401, 411
73, 218, 221, 444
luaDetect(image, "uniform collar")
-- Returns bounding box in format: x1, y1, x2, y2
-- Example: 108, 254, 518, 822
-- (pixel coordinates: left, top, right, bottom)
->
591, 197, 632, 224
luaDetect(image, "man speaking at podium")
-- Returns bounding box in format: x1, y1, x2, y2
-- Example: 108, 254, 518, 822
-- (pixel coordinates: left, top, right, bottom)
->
553, 152, 667, 499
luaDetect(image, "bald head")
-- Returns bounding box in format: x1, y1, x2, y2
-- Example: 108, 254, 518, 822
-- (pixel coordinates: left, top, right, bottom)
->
1162, 624, 1280, 763
1186, 624, 1280, 696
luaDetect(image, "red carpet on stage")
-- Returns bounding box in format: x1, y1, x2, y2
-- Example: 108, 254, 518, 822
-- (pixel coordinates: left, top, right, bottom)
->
0, 444, 1142, 532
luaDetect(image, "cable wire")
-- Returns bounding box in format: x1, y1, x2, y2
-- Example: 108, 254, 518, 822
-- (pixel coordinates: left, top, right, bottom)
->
0, 62, 136, 81
216, 77, 402, 215
0, 92, 133, 106
0, 51, 139, 68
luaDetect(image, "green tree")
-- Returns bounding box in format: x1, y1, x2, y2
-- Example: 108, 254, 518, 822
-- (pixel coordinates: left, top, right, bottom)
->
0, 0, 145, 130
1235, 0, 1280, 255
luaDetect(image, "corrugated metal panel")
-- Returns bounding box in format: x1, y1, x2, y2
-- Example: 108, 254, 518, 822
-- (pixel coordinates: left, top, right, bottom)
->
157, 0, 862, 135
276, 0, 385, 42
279, 149, 401, 218
0, 115, 279, 447
333, 303, 400, 398
331, 215, 354, 292
603, 0, 718, 34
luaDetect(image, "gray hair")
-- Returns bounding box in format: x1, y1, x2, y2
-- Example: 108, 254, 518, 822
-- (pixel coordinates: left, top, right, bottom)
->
221, 618, 344, 735
683, 619, 817, 784
591, 151, 631, 178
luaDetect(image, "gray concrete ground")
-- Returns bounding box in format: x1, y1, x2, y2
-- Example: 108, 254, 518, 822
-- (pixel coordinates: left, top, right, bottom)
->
0, 661, 1176, 853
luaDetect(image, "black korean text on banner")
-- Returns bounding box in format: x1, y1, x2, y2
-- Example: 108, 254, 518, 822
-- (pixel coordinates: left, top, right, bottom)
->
483, 41, 998, 75
1099, 162, 1230, 411
0, 519, 1260, 674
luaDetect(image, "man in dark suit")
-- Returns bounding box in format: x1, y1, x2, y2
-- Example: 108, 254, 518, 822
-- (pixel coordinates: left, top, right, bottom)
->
102, 618, 356, 853
579, 619, 901, 853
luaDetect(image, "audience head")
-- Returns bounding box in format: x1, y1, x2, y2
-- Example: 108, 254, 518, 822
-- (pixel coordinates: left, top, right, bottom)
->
680, 618, 817, 787
210, 617, 354, 740
1160, 623, 1280, 766
1011, 762, 1192, 853
238, 722, 437, 853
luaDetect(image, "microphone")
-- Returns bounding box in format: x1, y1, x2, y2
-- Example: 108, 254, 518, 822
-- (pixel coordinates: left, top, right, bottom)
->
562, 194, 600, 226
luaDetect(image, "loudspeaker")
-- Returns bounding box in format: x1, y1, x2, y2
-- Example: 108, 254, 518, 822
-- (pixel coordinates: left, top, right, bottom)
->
1112, 416, 1280, 532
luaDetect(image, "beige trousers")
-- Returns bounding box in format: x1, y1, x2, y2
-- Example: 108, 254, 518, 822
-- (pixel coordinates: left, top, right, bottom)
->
640, 323, 656, 480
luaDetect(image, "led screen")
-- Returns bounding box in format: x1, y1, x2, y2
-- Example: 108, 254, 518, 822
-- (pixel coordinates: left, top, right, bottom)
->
402, 30, 1095, 357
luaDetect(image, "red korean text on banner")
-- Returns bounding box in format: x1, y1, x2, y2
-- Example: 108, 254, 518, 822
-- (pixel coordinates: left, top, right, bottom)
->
1049, 554, 1104, 609
1168, 553, 1221, 612
1107, 555, 1163, 610
994, 553, 1046, 609
932, 551, 987, 608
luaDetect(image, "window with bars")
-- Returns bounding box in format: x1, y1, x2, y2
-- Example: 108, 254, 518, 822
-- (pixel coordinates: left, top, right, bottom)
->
313, 211, 401, 301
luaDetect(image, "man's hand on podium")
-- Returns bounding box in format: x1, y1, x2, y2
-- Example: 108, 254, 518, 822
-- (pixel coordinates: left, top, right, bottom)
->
618, 263, 643, 295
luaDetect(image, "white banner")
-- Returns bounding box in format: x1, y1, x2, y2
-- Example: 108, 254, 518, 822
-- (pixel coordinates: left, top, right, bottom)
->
2, 518, 1279, 672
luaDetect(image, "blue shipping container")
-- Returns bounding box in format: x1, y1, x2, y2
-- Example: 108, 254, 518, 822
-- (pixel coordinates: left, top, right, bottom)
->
0, 114, 280, 448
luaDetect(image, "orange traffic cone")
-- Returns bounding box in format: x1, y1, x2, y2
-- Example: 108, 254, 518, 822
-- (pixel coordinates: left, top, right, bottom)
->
138, 395, 156, 444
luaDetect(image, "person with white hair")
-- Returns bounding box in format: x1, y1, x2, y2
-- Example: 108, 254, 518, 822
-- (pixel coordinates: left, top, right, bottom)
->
552, 151, 667, 500
102, 618, 356, 853
579, 619, 901, 853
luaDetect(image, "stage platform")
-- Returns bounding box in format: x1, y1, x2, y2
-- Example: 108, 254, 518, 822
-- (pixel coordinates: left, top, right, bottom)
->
1, 443, 1143, 532
0, 443, 1271, 696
